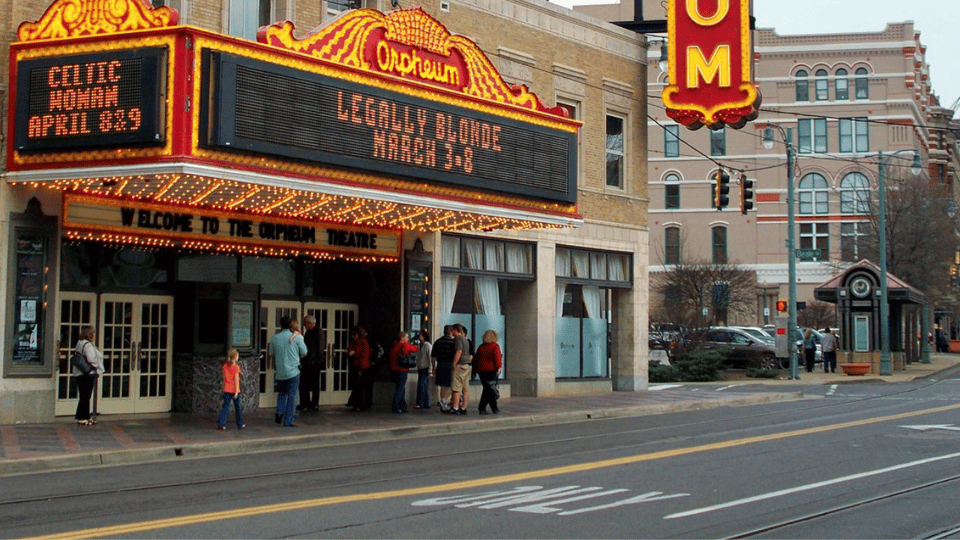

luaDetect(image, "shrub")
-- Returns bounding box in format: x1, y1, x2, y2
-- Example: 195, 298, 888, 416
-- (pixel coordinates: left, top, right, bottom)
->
672, 349, 724, 382
649, 361, 681, 383
746, 367, 779, 379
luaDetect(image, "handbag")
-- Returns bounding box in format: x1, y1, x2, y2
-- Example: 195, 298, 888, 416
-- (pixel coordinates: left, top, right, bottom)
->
399, 351, 418, 369
71, 342, 93, 374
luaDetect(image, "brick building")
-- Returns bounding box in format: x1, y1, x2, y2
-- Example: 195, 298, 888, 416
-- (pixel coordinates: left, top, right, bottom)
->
0, 0, 651, 423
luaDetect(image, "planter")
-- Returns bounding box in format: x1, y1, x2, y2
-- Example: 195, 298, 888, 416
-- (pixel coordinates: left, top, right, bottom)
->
950, 340, 960, 354
840, 363, 871, 376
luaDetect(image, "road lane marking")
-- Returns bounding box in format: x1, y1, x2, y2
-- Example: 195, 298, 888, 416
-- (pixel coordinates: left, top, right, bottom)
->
664, 451, 960, 519
901, 424, 960, 432
30, 402, 960, 540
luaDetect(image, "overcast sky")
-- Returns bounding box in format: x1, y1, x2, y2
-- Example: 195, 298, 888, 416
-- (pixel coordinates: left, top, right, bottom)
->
552, 0, 960, 110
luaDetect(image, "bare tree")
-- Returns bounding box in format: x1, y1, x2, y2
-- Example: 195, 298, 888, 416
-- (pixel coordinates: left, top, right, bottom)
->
651, 259, 758, 331
797, 301, 837, 330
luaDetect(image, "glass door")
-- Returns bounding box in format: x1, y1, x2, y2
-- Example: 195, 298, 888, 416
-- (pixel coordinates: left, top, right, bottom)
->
258, 301, 300, 408
55, 292, 96, 416
304, 302, 357, 405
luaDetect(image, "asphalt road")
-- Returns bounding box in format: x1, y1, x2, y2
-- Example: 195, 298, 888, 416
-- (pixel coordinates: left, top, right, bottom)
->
6, 377, 960, 539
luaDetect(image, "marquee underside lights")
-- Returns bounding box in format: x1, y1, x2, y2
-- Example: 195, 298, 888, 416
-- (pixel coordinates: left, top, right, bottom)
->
662, 0, 760, 130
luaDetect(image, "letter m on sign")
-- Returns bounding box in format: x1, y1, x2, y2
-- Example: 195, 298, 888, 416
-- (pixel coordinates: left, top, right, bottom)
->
662, 0, 759, 130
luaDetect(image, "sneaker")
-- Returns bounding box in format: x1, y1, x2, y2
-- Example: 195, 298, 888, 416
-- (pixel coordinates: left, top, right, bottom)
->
458, 409, 468, 415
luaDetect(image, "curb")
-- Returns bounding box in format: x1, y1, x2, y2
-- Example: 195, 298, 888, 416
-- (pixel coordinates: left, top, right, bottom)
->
0, 391, 803, 477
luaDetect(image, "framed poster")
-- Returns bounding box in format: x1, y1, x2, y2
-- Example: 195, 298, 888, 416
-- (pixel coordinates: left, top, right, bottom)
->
231, 301, 254, 349
854, 315, 870, 352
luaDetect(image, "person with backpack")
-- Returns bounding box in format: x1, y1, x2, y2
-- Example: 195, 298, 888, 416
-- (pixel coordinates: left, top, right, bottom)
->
73, 325, 104, 426
430, 325, 456, 412
388, 331, 418, 413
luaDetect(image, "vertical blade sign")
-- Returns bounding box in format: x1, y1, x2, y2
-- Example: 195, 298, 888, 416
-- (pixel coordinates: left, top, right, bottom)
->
662, 0, 760, 130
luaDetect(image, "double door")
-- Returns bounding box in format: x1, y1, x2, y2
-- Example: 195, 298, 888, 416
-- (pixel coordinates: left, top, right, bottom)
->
56, 292, 173, 416
258, 301, 357, 408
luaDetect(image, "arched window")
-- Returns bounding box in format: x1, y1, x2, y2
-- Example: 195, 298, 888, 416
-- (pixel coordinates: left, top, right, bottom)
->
840, 172, 871, 214
798, 173, 829, 215
855, 68, 869, 99
665, 227, 680, 265
835, 68, 849, 100
664, 173, 680, 210
712, 226, 727, 264
795, 70, 809, 102
815, 69, 829, 100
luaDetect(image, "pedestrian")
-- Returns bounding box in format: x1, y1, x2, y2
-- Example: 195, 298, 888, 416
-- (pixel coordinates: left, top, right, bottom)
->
449, 324, 472, 415
430, 325, 456, 411
347, 325, 374, 411
414, 329, 432, 409
74, 325, 104, 426
217, 349, 245, 429
389, 331, 418, 413
820, 327, 838, 374
269, 316, 306, 427
803, 328, 817, 373
298, 315, 325, 411
474, 329, 503, 415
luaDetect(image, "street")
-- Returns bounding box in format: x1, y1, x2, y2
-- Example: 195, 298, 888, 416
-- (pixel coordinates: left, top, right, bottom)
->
6, 376, 960, 539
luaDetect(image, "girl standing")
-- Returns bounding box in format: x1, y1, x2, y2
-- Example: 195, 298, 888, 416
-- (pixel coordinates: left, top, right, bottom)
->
217, 349, 245, 429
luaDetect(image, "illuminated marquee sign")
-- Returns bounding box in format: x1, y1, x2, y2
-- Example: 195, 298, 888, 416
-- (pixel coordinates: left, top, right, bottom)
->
201, 51, 577, 204
662, 0, 760, 130
13, 48, 167, 152
63, 194, 401, 258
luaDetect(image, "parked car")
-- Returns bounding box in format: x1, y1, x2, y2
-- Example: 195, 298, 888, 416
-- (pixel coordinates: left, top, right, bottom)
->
691, 327, 780, 370
649, 322, 683, 352
731, 326, 775, 345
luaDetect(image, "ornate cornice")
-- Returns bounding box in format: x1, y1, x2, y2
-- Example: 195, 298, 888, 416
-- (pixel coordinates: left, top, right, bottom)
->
17, 0, 178, 41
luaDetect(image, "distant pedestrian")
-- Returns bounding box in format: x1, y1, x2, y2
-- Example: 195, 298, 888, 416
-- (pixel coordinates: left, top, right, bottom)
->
449, 324, 472, 415
389, 332, 418, 413
217, 349, 245, 429
269, 316, 306, 427
299, 315, 325, 411
803, 328, 817, 373
820, 328, 837, 374
414, 329, 432, 409
431, 325, 456, 411
347, 325, 374, 411
474, 330, 503, 415
74, 325, 104, 426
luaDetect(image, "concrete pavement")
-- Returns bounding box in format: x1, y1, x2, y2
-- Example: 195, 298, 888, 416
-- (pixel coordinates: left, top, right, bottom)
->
2, 353, 957, 477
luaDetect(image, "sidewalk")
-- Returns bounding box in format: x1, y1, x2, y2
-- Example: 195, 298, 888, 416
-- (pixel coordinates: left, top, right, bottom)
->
1, 353, 957, 476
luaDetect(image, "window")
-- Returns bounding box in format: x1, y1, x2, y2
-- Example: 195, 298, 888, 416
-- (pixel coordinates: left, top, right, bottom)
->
795, 70, 809, 102
797, 118, 827, 154
605, 114, 625, 188
555, 247, 631, 285
839, 118, 869, 153
328, 0, 361, 10
664, 173, 680, 210
800, 223, 830, 260
665, 227, 680, 265
840, 172, 871, 214
815, 69, 829, 101
712, 226, 727, 264
855, 68, 869, 99
835, 68, 849, 100
841, 222, 867, 262
442, 235, 534, 277
710, 127, 726, 156
664, 125, 680, 158
798, 173, 829, 215
229, 0, 272, 40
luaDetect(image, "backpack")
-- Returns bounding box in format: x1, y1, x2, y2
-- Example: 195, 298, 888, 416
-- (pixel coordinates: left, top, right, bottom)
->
71, 342, 93, 374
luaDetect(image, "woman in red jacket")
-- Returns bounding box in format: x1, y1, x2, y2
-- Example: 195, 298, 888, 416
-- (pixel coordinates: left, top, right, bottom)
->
389, 331, 418, 413
474, 329, 503, 414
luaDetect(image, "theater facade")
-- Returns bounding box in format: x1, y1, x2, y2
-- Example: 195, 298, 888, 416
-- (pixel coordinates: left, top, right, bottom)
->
0, 0, 649, 423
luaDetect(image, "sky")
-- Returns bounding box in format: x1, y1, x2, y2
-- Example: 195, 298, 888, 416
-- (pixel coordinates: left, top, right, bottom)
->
551, 0, 960, 110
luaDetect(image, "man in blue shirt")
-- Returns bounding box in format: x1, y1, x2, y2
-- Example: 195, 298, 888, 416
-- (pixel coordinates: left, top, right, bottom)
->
269, 316, 307, 427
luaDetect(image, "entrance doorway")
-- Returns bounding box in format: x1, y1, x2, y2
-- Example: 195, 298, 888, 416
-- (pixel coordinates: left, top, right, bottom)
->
304, 302, 357, 405
55, 293, 174, 415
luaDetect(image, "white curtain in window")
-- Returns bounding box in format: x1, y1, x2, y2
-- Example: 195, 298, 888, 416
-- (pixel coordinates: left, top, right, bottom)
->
475, 277, 500, 315
582, 285, 601, 319
590, 253, 605, 281
464, 239, 483, 269
506, 243, 529, 274
609, 255, 627, 281
441, 237, 460, 267
442, 274, 459, 313
484, 242, 504, 272
556, 248, 570, 277
557, 283, 567, 316
571, 251, 589, 278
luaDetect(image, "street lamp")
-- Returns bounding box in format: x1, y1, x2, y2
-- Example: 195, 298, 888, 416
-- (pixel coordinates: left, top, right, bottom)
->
877, 149, 923, 374
763, 125, 798, 380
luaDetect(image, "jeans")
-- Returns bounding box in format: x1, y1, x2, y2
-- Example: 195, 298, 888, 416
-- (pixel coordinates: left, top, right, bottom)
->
477, 371, 499, 412
75, 373, 99, 420
416, 368, 431, 409
217, 392, 244, 428
276, 374, 300, 426
392, 370, 409, 412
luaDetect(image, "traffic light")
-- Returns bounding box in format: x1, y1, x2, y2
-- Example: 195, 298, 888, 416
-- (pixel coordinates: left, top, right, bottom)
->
776, 299, 788, 312
713, 169, 730, 209
739, 174, 754, 215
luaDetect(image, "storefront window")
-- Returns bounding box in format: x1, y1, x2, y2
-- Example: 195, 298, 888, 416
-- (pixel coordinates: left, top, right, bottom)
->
556, 284, 609, 378
242, 257, 295, 295
100, 248, 170, 288
178, 254, 238, 282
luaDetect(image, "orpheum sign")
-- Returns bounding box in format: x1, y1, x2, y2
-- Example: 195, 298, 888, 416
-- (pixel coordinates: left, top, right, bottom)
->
662, 0, 760, 130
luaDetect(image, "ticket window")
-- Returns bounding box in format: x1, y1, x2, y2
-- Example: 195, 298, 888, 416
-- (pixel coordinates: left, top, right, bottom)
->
174, 282, 260, 357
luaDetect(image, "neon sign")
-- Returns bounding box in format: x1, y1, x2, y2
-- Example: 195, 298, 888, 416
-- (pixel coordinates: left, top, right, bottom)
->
662, 0, 760, 130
